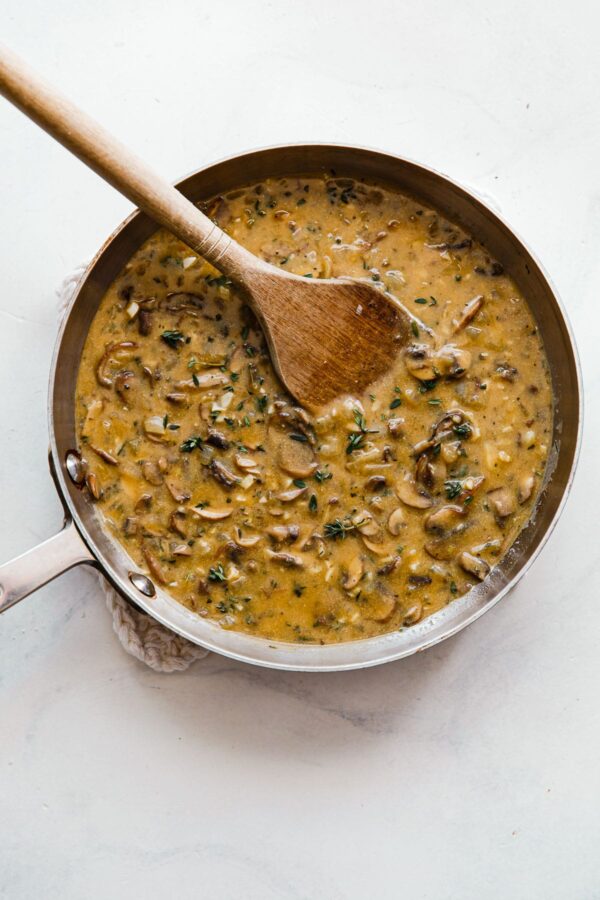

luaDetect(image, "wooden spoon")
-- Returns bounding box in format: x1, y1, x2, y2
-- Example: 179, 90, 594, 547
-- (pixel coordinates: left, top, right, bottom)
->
0, 45, 413, 408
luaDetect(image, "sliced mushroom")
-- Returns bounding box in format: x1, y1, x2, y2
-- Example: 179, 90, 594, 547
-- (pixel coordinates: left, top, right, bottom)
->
171, 544, 192, 557
95, 341, 138, 387
342, 556, 364, 591
361, 536, 395, 556
403, 600, 423, 626
142, 547, 168, 584
276, 436, 317, 478
174, 371, 229, 391
166, 392, 187, 405
122, 516, 138, 536
387, 417, 404, 437
397, 476, 433, 509
144, 416, 167, 438
276, 486, 307, 502
169, 509, 187, 537
165, 479, 191, 503
518, 472, 535, 504
114, 370, 137, 404
435, 344, 472, 378
138, 308, 153, 336
192, 506, 232, 520
453, 295, 484, 332
85, 471, 102, 500
89, 444, 118, 466
404, 344, 437, 381
272, 401, 316, 446
134, 493, 153, 513
206, 429, 230, 450
377, 556, 401, 576
424, 504, 465, 535
267, 524, 300, 543
458, 551, 490, 581
387, 507, 405, 535
415, 454, 446, 491
365, 586, 396, 622
424, 524, 470, 560
235, 532, 261, 548
266, 550, 304, 568
142, 460, 163, 486
487, 486, 516, 520
234, 452, 258, 470
210, 460, 239, 488
365, 475, 387, 491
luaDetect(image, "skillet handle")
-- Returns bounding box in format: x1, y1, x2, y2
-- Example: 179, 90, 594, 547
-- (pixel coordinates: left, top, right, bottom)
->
0, 520, 95, 613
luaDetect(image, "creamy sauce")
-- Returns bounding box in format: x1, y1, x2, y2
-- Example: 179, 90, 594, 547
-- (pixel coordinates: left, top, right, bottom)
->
75, 175, 552, 643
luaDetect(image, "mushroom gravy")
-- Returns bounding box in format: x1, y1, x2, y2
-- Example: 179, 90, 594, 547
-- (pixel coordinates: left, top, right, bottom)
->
75, 175, 553, 643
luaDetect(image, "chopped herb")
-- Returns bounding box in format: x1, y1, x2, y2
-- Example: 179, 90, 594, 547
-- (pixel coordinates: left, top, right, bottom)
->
242, 415, 251, 427
315, 468, 333, 482
192, 373, 200, 387
324, 517, 359, 539
454, 274, 462, 282
308, 494, 318, 512
256, 395, 268, 413
241, 325, 250, 340
293, 480, 307, 489
389, 397, 402, 409
208, 563, 227, 583
293, 583, 305, 597
280, 256, 289, 265
414, 297, 428, 305
444, 480, 462, 500
290, 433, 308, 443
418, 379, 438, 393
167, 423, 180, 431
180, 436, 203, 452
346, 432, 366, 454
303, 273, 314, 278
450, 580, 458, 594
188, 357, 197, 369
429, 295, 438, 306
230, 372, 239, 382
428, 398, 442, 406
161, 330, 186, 349
453, 422, 472, 438
411, 321, 420, 338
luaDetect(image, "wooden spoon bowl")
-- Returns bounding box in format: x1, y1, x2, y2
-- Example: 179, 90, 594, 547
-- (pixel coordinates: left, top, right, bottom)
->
0, 44, 412, 408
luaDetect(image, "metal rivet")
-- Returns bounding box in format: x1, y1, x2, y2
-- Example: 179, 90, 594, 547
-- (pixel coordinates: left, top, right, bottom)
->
65, 450, 86, 485
128, 572, 156, 598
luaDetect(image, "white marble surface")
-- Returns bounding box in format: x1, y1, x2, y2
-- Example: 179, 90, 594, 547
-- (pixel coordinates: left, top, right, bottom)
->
0, 1, 598, 897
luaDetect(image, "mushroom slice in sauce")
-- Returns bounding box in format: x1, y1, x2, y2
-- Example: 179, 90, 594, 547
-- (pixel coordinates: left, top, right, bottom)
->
453, 295, 484, 332
397, 476, 433, 509
487, 486, 516, 520
276, 436, 317, 478
191, 506, 233, 521
266, 550, 304, 568
424, 505, 465, 535
210, 460, 239, 488
458, 551, 491, 581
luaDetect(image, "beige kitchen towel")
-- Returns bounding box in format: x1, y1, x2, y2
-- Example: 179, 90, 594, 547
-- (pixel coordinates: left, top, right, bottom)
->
58, 265, 209, 672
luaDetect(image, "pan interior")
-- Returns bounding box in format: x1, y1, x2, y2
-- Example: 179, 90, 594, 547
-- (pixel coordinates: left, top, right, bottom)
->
49, 145, 581, 670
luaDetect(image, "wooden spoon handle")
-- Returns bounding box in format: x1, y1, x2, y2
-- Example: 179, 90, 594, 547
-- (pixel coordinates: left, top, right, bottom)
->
0, 44, 255, 281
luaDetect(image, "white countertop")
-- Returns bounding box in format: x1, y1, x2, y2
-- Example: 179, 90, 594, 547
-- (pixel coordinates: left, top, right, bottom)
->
1, 1, 598, 897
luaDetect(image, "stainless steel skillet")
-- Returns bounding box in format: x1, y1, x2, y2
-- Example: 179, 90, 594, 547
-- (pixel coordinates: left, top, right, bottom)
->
0, 144, 582, 671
